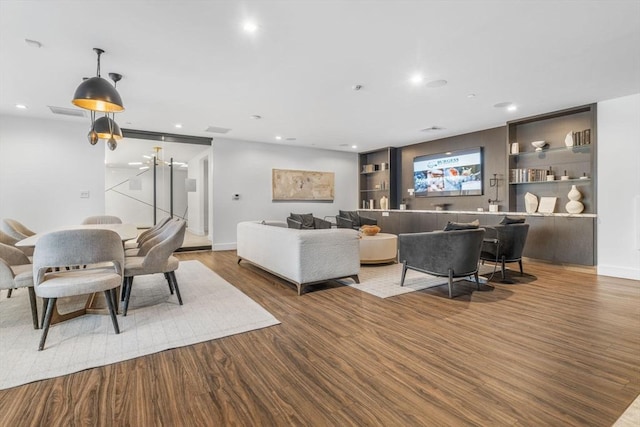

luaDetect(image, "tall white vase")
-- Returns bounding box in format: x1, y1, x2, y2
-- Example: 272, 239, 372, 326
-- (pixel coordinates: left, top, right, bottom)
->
565, 185, 584, 214
524, 192, 538, 213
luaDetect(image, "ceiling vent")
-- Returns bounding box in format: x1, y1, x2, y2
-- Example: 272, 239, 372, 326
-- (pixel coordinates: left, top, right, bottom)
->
48, 106, 86, 118
420, 126, 445, 132
204, 126, 231, 134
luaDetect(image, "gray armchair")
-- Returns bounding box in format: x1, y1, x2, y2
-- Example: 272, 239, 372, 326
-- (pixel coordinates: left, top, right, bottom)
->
1, 218, 36, 240
479, 223, 530, 280
0, 242, 38, 329
336, 210, 377, 230
81, 215, 123, 225
398, 228, 486, 298
286, 213, 331, 230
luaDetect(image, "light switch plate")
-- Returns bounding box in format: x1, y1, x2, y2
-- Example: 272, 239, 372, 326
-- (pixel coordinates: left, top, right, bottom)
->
80, 191, 90, 198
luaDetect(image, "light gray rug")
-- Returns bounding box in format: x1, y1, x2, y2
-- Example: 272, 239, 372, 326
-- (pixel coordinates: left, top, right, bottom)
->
340, 263, 495, 298
0, 260, 280, 390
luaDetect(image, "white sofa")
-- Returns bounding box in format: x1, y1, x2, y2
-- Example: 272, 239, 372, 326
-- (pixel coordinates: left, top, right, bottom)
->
237, 220, 360, 295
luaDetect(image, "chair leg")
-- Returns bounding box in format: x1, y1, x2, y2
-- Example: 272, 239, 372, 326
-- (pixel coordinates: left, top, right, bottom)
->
501, 256, 506, 280
519, 260, 524, 275
27, 287, 39, 330
104, 289, 120, 334
164, 272, 174, 294
474, 271, 480, 291
39, 298, 57, 351
448, 269, 453, 298
168, 271, 183, 305
123, 276, 134, 316
7, 288, 12, 298
400, 262, 408, 286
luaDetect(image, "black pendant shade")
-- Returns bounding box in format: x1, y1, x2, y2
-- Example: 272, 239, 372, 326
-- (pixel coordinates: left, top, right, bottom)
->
94, 116, 123, 140
72, 76, 124, 112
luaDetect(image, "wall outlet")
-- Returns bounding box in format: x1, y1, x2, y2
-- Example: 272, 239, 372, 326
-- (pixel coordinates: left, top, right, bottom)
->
80, 191, 90, 199
382, 211, 390, 217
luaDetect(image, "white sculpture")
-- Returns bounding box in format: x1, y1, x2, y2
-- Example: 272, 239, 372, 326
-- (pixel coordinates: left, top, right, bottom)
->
525, 192, 538, 213
565, 185, 584, 214
565, 131, 574, 147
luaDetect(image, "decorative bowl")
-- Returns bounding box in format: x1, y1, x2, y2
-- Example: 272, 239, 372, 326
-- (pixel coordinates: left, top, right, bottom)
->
531, 140, 546, 151
360, 225, 381, 236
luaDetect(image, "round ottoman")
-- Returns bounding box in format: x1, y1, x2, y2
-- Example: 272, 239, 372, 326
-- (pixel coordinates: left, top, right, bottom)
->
359, 233, 398, 264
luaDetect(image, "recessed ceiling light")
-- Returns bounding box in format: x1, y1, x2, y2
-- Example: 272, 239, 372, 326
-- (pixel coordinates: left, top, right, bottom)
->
494, 101, 514, 108
425, 79, 447, 88
275, 136, 282, 140
467, 93, 476, 98
250, 115, 262, 120
15, 104, 27, 109
507, 104, 517, 112
410, 74, 424, 85
352, 84, 363, 91
352, 145, 357, 149
175, 123, 183, 129
242, 21, 258, 33
139, 166, 149, 170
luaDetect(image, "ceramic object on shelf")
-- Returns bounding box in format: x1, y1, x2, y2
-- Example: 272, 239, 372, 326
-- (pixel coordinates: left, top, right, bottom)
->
524, 192, 538, 213
531, 140, 546, 151
379, 195, 388, 210
510, 142, 519, 154
564, 131, 574, 147
565, 185, 584, 214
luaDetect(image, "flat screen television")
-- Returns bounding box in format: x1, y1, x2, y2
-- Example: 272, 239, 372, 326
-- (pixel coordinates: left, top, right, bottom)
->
413, 147, 483, 197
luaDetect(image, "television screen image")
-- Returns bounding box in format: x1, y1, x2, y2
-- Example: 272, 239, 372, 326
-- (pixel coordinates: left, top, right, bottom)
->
413, 147, 483, 197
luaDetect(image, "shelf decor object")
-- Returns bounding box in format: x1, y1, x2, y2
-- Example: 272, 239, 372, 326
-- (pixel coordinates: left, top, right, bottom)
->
525, 192, 538, 213
565, 185, 585, 214
564, 131, 574, 147
531, 140, 546, 151
538, 197, 557, 213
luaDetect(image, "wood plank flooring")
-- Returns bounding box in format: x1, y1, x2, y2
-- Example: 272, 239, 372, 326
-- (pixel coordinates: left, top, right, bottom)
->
0, 250, 638, 426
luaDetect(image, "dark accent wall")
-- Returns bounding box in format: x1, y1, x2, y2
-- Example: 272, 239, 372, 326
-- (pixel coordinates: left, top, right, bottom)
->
399, 126, 507, 211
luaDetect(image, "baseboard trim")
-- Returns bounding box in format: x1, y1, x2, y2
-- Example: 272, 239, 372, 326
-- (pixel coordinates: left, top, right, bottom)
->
597, 265, 640, 281
213, 243, 237, 251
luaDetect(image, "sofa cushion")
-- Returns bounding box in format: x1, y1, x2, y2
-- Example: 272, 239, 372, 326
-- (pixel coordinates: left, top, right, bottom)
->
290, 213, 314, 229
443, 219, 480, 231
339, 210, 360, 227
499, 216, 526, 225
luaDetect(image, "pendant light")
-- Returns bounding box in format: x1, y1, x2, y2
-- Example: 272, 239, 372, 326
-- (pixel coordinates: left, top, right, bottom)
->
72, 48, 124, 112
86, 73, 123, 150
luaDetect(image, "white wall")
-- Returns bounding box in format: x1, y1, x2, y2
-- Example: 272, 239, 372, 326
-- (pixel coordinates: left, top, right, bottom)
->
211, 138, 358, 250
597, 93, 640, 280
186, 148, 213, 236
0, 115, 105, 230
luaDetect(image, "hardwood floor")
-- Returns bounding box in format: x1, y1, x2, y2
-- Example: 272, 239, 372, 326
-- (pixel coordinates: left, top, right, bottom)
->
1, 250, 638, 426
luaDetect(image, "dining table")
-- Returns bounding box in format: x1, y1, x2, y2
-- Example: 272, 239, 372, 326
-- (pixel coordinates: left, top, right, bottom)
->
16, 223, 138, 324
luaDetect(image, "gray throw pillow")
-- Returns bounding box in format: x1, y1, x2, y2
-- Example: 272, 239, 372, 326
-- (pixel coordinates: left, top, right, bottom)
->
499, 216, 526, 225
443, 219, 480, 231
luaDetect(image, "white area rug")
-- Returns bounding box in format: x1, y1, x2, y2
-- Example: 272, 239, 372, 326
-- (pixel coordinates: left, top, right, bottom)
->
0, 260, 280, 390
340, 263, 495, 298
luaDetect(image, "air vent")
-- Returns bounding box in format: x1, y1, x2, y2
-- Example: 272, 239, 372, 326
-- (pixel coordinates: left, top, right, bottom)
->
48, 106, 86, 117
420, 126, 445, 132
204, 126, 231, 134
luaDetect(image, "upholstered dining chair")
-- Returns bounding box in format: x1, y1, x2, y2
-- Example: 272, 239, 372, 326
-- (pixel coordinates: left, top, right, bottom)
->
1, 218, 36, 240
122, 219, 186, 316
398, 228, 486, 298
81, 215, 123, 225
33, 229, 124, 350
124, 216, 172, 252
479, 223, 530, 280
0, 243, 39, 328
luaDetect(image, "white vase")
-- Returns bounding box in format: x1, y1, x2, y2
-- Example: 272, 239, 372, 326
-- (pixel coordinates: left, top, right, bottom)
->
524, 192, 538, 213
565, 185, 584, 213
565, 131, 574, 147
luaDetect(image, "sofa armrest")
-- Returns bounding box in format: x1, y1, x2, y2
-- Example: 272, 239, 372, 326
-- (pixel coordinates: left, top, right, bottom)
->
336, 216, 354, 229
314, 217, 332, 229
359, 215, 377, 227
286, 217, 303, 229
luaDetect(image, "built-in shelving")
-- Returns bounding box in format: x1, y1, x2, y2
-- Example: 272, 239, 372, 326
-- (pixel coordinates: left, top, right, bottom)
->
358, 147, 397, 210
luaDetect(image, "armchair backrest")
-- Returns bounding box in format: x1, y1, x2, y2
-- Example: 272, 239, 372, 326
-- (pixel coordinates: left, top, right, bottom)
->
398, 228, 486, 277
33, 229, 125, 286
337, 210, 377, 229
142, 220, 186, 270
0, 242, 31, 289
491, 223, 530, 261
137, 218, 179, 255
81, 215, 123, 225
1, 218, 35, 240
137, 216, 172, 243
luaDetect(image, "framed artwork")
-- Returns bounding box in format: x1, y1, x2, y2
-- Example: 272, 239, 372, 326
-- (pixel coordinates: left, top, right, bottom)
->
272, 169, 335, 201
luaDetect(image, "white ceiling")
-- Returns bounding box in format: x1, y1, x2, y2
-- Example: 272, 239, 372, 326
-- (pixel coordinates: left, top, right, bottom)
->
1, 0, 639, 154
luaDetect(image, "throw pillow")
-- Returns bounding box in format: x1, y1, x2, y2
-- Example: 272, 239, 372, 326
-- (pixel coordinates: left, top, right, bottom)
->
339, 210, 360, 227
290, 213, 314, 229
499, 216, 526, 225
443, 219, 480, 231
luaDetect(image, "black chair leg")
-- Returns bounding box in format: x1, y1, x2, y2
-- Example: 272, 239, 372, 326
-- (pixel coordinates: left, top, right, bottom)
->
7, 288, 12, 298
39, 298, 56, 351
519, 260, 524, 275
104, 289, 120, 334
447, 269, 454, 298
123, 276, 134, 316
27, 287, 39, 330
474, 271, 480, 291
168, 271, 183, 305
501, 256, 506, 280
400, 262, 408, 286
164, 273, 174, 294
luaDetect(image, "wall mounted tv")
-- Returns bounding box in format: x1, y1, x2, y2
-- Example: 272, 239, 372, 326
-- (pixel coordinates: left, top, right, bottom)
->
413, 147, 483, 197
